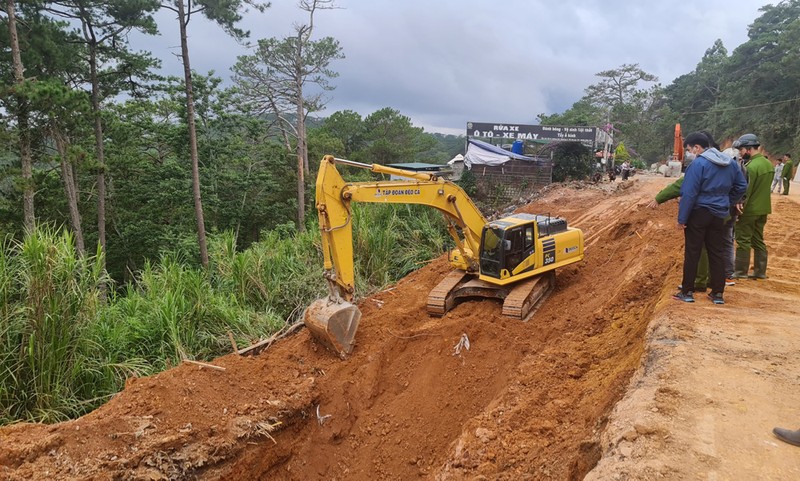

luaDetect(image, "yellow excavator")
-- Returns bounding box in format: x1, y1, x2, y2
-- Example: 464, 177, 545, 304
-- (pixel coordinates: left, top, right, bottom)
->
304, 155, 585, 357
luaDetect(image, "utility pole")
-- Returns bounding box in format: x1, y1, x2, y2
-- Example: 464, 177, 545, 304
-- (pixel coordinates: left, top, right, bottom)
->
602, 110, 614, 181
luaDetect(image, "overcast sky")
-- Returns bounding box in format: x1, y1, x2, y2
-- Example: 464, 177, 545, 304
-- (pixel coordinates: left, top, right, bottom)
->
132, 0, 772, 135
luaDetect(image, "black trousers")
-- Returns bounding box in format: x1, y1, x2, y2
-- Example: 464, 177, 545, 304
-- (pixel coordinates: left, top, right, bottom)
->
682, 207, 726, 294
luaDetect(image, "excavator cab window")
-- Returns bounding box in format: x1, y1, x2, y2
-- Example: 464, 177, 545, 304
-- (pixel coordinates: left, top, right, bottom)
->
524, 226, 534, 250
479, 226, 504, 278
504, 227, 526, 273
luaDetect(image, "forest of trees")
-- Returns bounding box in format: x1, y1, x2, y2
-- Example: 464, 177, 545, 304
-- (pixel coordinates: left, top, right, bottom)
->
542, 1, 800, 165
0, 0, 463, 279
1, 0, 799, 424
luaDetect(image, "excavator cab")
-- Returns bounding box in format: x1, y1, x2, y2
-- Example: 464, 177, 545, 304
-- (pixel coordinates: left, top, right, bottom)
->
479, 220, 537, 280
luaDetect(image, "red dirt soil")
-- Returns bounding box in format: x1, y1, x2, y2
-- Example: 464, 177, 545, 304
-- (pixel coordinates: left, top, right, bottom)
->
0, 179, 683, 480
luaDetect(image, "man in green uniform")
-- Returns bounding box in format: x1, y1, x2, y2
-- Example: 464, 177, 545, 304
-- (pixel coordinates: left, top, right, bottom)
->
782, 153, 794, 195
734, 134, 774, 279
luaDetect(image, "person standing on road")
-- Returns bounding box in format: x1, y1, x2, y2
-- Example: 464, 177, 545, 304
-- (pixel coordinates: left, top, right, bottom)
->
733, 134, 774, 279
649, 176, 711, 291
782, 153, 794, 195
703, 132, 741, 286
772, 157, 784, 193
651, 131, 741, 289
621, 160, 632, 180
673, 132, 747, 304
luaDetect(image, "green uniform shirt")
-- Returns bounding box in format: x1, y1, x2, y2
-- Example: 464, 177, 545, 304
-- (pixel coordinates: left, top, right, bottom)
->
743, 153, 773, 216
783, 159, 795, 179
655, 177, 683, 204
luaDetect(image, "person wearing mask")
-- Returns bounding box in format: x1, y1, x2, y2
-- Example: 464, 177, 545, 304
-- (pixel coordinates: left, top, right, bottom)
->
772, 157, 784, 193
703, 132, 741, 286
650, 131, 739, 289
723, 139, 747, 284
649, 177, 710, 291
781, 153, 794, 195
733, 134, 774, 279
673, 132, 747, 304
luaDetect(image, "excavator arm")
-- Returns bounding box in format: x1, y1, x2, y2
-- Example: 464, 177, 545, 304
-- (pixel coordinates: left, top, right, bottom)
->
306, 155, 489, 357
315, 155, 488, 302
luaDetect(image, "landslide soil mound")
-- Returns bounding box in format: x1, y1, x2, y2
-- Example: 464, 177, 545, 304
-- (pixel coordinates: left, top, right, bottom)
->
0, 178, 682, 481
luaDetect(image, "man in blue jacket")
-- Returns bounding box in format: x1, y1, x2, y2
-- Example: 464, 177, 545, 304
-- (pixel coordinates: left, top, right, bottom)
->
674, 132, 748, 304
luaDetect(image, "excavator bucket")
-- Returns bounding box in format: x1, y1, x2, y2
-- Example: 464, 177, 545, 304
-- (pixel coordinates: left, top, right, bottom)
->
304, 298, 361, 357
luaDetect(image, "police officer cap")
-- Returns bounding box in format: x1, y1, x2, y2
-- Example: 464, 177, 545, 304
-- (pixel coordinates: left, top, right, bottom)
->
736, 133, 760, 148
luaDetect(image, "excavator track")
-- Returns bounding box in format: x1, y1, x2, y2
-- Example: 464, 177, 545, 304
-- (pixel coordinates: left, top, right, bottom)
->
427, 270, 555, 320
501, 271, 555, 320
427, 270, 471, 316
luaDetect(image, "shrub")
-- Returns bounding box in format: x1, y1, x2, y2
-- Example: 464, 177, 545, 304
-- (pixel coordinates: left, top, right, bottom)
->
551, 143, 593, 182
0, 228, 110, 423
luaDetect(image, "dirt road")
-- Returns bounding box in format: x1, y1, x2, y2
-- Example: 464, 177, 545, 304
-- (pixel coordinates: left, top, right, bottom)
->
586, 179, 800, 480
1, 176, 798, 480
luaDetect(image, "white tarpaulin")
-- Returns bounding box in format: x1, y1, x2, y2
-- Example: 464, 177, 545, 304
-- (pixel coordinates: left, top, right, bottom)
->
447, 154, 464, 165
464, 139, 534, 168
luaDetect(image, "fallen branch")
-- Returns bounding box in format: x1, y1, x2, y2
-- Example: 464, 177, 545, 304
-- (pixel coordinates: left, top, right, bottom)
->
239, 321, 304, 356
182, 359, 226, 371
227, 331, 240, 353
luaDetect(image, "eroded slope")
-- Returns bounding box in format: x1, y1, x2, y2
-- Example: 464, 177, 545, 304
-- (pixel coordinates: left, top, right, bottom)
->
0, 178, 680, 481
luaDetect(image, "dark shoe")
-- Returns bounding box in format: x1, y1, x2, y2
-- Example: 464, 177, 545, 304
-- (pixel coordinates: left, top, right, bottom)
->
672, 291, 694, 303
773, 427, 800, 447
707, 292, 725, 305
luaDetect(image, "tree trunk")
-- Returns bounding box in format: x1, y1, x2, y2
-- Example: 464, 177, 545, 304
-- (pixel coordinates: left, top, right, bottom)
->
295, 92, 306, 233
6, 0, 35, 231
88, 43, 107, 264
53, 129, 85, 255
177, 0, 209, 267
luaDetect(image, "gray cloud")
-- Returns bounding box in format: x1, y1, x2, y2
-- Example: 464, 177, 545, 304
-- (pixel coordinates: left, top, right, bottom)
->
131, 0, 771, 134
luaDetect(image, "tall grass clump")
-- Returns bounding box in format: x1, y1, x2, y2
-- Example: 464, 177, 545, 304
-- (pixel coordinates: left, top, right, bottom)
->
209, 226, 324, 321
0, 228, 109, 423
209, 203, 450, 320
94, 251, 286, 372
351, 203, 450, 295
